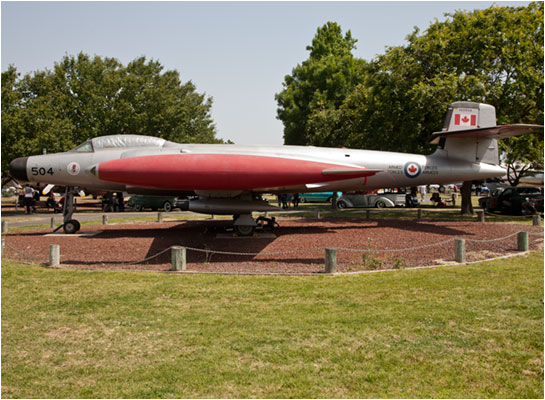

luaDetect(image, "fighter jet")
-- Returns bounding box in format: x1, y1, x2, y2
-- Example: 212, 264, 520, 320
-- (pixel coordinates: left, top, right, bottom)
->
9, 101, 542, 235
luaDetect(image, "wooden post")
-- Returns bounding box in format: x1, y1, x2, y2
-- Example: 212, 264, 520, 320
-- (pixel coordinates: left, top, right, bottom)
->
366, 210, 370, 221
417, 209, 422, 221
157, 212, 163, 223
532, 215, 541, 226
49, 244, 60, 267
171, 246, 186, 271
325, 247, 337, 274
102, 215, 109, 225
314, 209, 320, 219
476, 211, 485, 223
454, 239, 466, 263
50, 217, 55, 228
1, 220, 8, 233
517, 232, 528, 252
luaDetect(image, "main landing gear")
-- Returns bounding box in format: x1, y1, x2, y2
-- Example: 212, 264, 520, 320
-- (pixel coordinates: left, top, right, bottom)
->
233, 214, 279, 236
53, 187, 81, 234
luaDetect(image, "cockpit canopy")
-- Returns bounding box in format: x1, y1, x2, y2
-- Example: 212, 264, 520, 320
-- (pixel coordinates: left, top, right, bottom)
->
70, 135, 173, 153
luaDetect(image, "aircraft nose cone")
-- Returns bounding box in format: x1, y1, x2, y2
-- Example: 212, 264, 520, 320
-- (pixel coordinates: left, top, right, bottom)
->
9, 157, 28, 182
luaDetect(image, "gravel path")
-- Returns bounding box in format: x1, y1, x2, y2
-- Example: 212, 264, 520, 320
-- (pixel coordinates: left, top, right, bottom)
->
3, 217, 543, 274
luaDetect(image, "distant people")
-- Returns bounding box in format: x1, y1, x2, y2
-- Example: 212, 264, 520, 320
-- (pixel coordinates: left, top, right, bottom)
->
431, 192, 446, 207
419, 185, 427, 202
115, 192, 125, 212
22, 184, 35, 214
46, 192, 60, 213
292, 193, 300, 208
280, 194, 289, 209
32, 189, 41, 212
522, 196, 543, 216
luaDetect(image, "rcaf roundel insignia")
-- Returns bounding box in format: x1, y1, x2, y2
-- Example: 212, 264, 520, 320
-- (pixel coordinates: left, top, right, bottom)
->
67, 162, 81, 176
404, 161, 422, 178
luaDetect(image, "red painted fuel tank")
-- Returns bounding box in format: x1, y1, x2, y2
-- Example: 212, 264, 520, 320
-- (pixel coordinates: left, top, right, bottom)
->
97, 153, 377, 190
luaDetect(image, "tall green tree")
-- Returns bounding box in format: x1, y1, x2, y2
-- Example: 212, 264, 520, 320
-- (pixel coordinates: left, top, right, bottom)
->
276, 22, 365, 145
2, 53, 221, 183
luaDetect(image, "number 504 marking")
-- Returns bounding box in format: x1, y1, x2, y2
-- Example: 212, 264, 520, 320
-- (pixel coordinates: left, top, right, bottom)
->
31, 167, 54, 176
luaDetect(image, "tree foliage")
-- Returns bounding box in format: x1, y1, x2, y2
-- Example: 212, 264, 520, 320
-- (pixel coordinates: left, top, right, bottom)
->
275, 22, 366, 145
2, 53, 220, 182
277, 3, 543, 172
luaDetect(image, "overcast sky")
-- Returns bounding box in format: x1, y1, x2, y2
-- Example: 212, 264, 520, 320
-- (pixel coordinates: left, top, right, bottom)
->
1, 1, 531, 145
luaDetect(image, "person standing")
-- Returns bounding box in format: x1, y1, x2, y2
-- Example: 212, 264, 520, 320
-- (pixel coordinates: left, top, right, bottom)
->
23, 185, 35, 214
419, 185, 427, 203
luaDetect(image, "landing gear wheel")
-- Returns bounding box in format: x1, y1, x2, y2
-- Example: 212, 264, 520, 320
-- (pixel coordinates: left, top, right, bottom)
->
163, 201, 173, 212
375, 200, 386, 208
337, 200, 347, 209
235, 224, 255, 236
63, 219, 80, 234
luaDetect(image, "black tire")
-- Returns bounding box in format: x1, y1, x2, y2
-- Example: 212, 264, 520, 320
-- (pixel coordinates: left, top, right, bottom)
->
235, 225, 254, 236
163, 201, 173, 212
63, 219, 80, 234
134, 203, 143, 212
337, 200, 348, 209
375, 200, 387, 208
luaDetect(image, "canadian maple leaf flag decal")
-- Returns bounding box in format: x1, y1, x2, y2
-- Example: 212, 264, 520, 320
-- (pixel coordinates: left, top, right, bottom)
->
454, 111, 477, 127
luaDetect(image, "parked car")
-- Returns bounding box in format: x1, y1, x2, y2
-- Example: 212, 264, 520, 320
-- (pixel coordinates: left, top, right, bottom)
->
337, 191, 409, 208
479, 186, 543, 215
127, 195, 180, 212
298, 192, 341, 203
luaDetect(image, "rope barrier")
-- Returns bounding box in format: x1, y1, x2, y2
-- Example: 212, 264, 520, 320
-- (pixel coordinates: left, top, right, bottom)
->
2, 229, 542, 266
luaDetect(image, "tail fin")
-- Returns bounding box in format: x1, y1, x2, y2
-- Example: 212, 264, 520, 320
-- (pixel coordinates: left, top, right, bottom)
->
430, 102, 542, 165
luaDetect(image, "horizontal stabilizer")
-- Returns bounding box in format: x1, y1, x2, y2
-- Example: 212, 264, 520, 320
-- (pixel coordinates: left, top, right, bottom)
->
430, 124, 543, 144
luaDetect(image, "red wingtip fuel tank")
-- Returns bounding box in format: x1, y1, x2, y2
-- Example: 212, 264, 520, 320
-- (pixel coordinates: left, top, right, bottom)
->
96, 154, 378, 190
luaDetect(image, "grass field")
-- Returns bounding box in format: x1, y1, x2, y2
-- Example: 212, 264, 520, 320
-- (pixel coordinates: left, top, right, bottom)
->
2, 252, 543, 398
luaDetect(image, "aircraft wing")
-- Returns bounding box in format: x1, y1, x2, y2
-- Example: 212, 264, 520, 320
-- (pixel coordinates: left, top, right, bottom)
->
429, 124, 543, 145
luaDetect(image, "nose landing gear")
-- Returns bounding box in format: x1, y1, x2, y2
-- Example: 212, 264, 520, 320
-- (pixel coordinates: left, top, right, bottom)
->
52, 187, 81, 234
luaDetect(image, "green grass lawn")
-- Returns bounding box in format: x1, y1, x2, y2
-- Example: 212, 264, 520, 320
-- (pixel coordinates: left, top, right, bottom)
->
2, 252, 543, 398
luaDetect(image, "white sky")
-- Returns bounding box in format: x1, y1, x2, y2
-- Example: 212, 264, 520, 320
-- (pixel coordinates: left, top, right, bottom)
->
1, 1, 531, 145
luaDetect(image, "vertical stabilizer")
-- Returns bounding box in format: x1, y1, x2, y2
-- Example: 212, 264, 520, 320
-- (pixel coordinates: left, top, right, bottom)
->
435, 102, 499, 165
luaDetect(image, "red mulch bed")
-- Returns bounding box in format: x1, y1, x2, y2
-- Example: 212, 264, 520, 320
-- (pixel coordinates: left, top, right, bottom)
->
3, 217, 543, 274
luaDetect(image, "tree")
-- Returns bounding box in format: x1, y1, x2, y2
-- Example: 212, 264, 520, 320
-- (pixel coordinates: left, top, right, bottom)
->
2, 53, 222, 183
276, 22, 365, 145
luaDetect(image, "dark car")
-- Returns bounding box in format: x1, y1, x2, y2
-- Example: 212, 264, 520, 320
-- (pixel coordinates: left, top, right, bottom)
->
479, 186, 544, 215
127, 196, 179, 212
